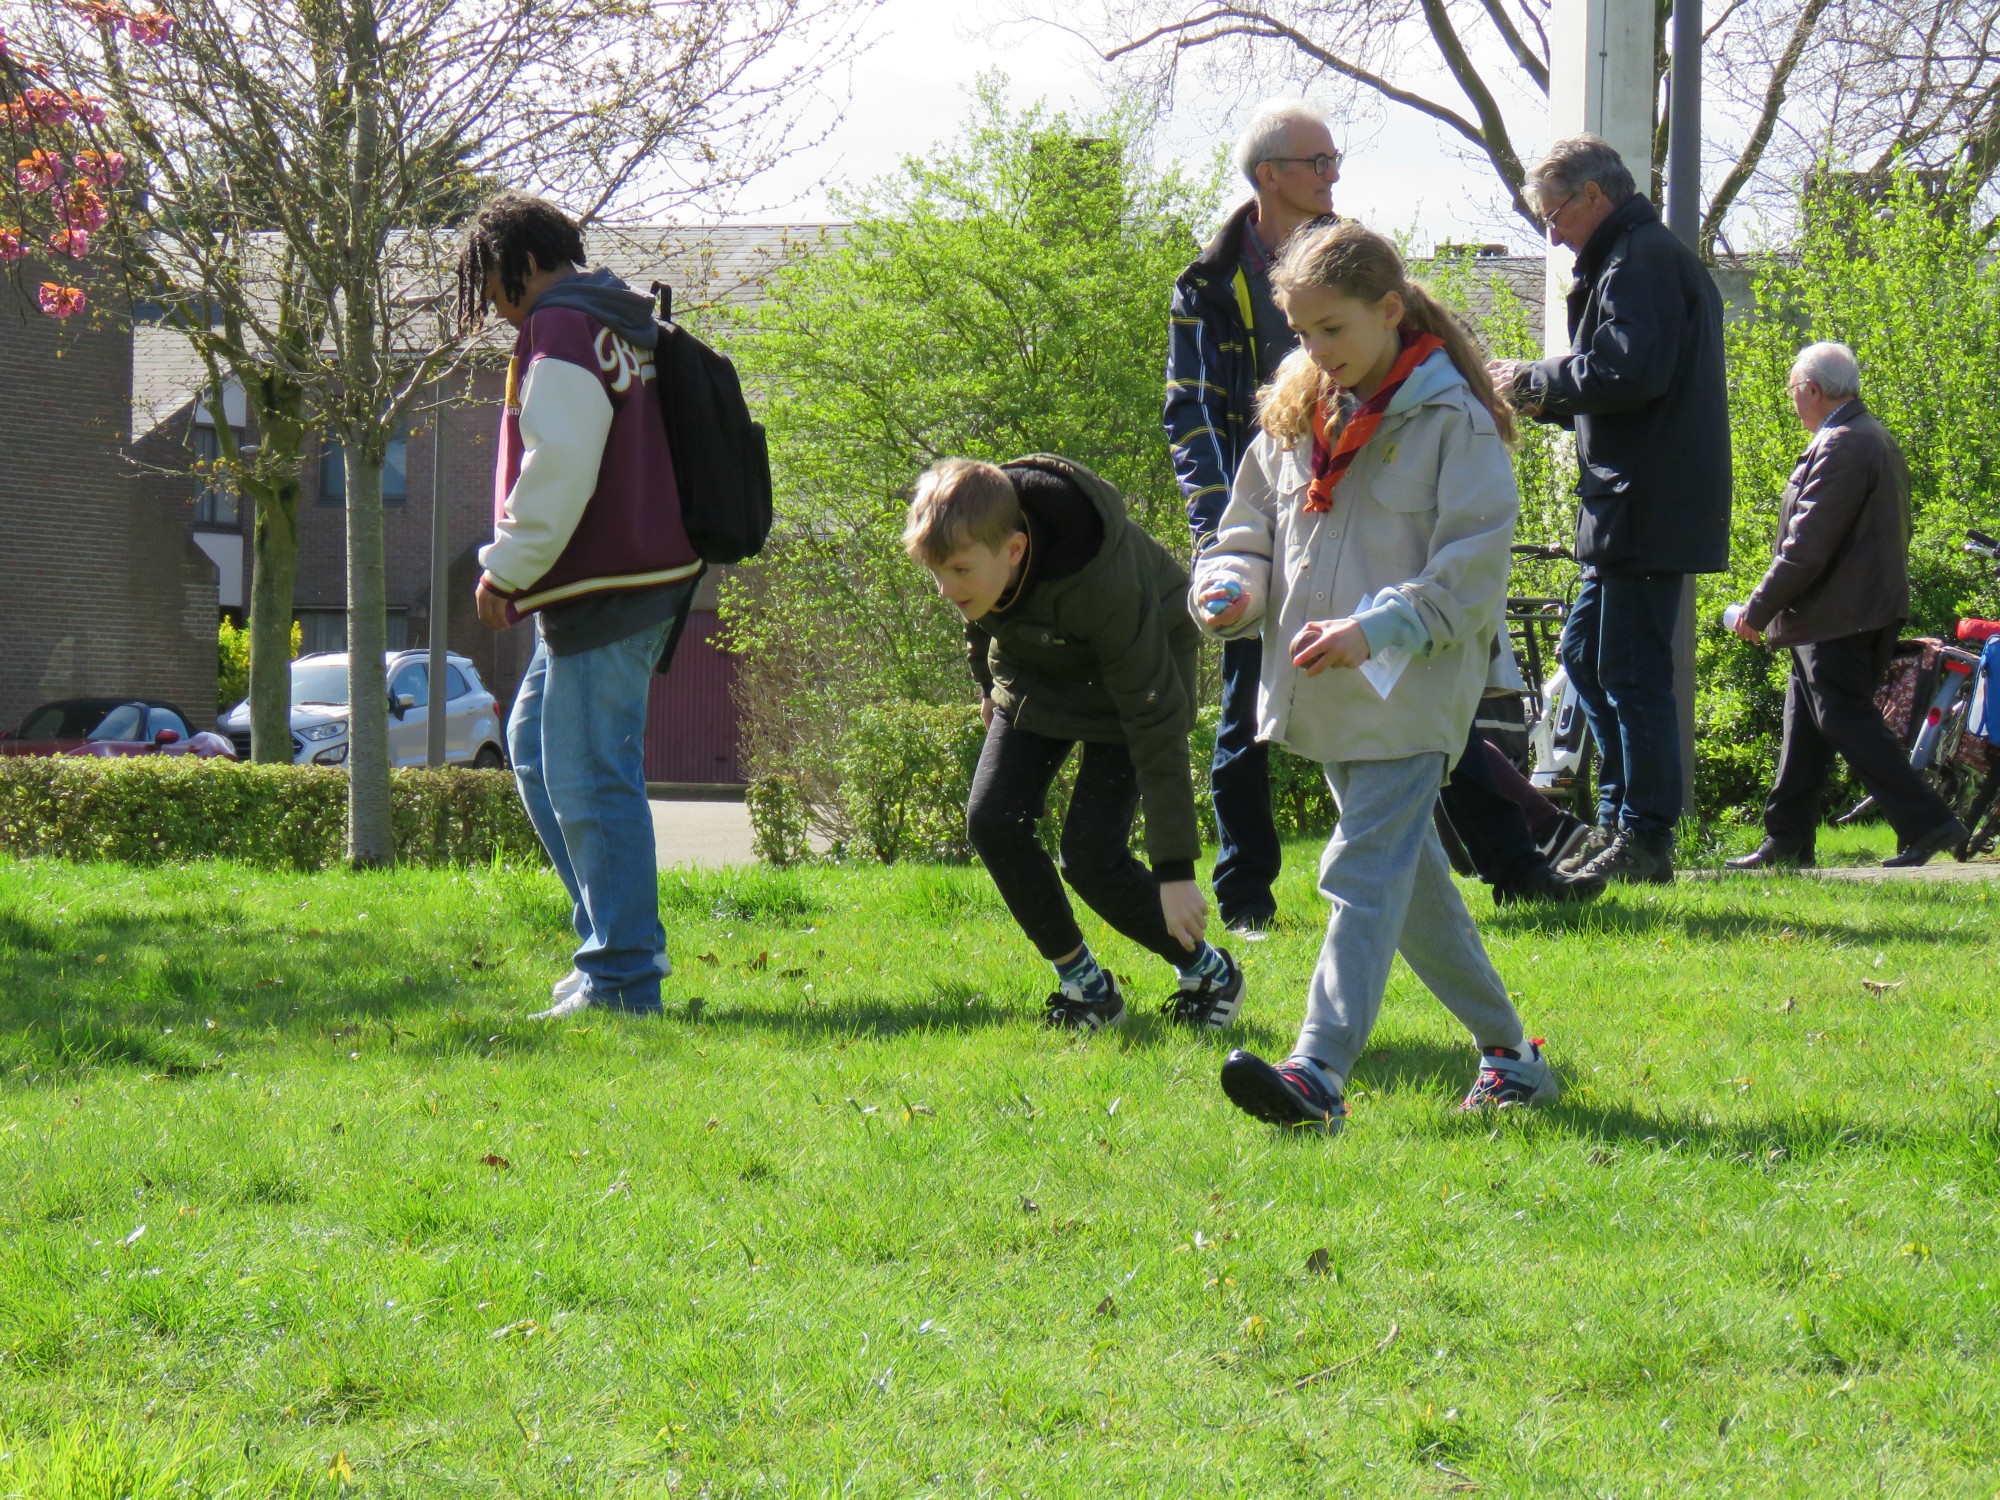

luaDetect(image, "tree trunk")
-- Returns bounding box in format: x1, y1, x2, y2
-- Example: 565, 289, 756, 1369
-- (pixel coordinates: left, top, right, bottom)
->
247, 487, 299, 762
343, 442, 393, 865
246, 373, 306, 763
341, 0, 393, 868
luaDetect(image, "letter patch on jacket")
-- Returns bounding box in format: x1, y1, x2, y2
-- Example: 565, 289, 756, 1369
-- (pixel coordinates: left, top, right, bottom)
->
594, 327, 655, 394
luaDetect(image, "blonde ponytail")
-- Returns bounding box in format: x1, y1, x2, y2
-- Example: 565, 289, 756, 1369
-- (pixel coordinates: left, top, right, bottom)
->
1255, 346, 1333, 449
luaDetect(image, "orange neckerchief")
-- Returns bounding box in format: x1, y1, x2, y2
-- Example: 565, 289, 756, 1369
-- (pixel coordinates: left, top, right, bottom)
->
1305, 332, 1445, 512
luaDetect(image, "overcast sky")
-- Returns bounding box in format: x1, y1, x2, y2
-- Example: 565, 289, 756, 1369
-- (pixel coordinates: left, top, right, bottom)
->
723, 0, 1534, 256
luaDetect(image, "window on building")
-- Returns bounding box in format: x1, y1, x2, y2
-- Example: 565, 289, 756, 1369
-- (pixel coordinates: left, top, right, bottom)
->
190, 424, 242, 528
318, 436, 408, 507
294, 609, 408, 654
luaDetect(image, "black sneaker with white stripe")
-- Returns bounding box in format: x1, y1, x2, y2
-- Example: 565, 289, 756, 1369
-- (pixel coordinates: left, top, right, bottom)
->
1044, 973, 1127, 1032
1163, 946, 1244, 1030
1219, 1048, 1346, 1134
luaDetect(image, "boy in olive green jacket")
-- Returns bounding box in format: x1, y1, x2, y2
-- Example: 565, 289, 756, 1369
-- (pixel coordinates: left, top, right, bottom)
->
903, 454, 1244, 1032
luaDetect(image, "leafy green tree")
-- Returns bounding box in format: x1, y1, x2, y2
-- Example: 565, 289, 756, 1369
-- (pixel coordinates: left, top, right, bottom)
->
1702, 174, 2000, 816
720, 84, 1224, 828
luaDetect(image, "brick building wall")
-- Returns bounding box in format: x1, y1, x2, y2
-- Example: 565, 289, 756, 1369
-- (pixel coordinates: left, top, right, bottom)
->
0, 278, 218, 734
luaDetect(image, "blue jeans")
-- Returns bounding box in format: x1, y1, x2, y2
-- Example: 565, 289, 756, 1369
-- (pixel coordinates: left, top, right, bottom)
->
508, 616, 675, 1013
1560, 573, 1684, 839
1211, 635, 1281, 923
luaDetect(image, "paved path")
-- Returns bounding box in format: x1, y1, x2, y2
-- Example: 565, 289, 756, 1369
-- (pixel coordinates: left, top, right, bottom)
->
650, 797, 757, 870
1806, 859, 2000, 884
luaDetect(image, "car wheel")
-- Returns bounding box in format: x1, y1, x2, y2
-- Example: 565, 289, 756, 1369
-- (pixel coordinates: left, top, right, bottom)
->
473, 744, 506, 770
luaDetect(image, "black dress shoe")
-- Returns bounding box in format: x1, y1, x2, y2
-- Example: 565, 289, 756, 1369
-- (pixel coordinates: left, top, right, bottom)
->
1725, 840, 1814, 871
1494, 860, 1607, 905
1881, 817, 1971, 869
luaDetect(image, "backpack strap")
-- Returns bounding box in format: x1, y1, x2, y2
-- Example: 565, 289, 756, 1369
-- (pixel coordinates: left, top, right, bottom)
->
651, 281, 674, 324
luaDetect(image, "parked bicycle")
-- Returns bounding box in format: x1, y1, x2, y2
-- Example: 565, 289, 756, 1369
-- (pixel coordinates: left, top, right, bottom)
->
1839, 528, 2000, 859
1505, 543, 1595, 812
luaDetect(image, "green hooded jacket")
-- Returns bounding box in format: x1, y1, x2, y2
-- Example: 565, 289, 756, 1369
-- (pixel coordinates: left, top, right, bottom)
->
965, 455, 1201, 872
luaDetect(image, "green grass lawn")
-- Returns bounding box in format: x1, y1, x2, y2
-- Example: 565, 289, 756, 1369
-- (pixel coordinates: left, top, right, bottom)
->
1, 835, 1997, 1497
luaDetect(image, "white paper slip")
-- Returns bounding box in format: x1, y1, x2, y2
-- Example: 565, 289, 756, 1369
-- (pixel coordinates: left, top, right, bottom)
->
1355, 589, 1412, 700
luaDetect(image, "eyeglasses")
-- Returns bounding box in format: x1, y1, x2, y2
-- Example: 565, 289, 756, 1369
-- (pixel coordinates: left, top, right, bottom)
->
1537, 191, 1579, 238
1264, 151, 1342, 178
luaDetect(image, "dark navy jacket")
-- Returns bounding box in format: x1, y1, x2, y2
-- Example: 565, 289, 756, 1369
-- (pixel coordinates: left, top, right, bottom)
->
1519, 195, 1733, 575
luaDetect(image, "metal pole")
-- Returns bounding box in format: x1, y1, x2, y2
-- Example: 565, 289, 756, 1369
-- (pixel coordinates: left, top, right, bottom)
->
1667, 0, 1702, 818
426, 387, 449, 768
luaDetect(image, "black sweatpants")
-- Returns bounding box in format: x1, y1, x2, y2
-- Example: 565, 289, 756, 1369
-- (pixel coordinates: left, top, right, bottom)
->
967, 710, 1192, 967
1765, 624, 1957, 850
1437, 721, 1545, 887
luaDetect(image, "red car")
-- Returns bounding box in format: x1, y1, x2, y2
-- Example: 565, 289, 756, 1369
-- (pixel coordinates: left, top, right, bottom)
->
0, 698, 237, 759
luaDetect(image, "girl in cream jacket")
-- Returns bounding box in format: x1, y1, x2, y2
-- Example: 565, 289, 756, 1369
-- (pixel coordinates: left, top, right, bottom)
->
1191, 220, 1556, 1136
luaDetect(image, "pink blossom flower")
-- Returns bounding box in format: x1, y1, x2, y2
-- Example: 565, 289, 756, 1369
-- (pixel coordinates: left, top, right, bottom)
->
0, 228, 23, 263
68, 0, 128, 26
38, 282, 86, 318
74, 149, 124, 187
126, 8, 174, 44
67, 93, 108, 126
48, 225, 90, 258
22, 89, 74, 125
58, 183, 108, 231
16, 151, 66, 194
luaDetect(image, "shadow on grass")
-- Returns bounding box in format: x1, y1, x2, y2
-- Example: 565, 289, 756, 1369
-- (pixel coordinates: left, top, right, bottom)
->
1348, 1035, 1998, 1165
0, 894, 597, 1082
1482, 896, 1954, 948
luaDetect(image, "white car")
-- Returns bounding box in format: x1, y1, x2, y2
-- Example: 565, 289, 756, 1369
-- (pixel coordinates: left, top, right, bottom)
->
220, 650, 507, 769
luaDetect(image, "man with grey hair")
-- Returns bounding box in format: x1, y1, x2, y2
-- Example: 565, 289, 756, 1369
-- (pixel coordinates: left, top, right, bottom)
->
1164, 99, 1339, 932
1724, 343, 1967, 869
1489, 134, 1731, 885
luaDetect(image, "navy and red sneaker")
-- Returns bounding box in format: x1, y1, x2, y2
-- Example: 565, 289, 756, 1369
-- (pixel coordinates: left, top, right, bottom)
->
1219, 1048, 1346, 1134
1459, 1038, 1559, 1111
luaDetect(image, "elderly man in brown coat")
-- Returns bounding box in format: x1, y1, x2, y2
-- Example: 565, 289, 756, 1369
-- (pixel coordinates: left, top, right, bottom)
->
1726, 342, 1968, 870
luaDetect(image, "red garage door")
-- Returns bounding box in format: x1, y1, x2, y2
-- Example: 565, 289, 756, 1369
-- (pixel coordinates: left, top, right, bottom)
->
644, 609, 743, 785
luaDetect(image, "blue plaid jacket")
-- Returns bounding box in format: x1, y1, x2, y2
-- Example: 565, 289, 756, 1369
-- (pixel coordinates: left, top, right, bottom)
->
1164, 200, 1264, 542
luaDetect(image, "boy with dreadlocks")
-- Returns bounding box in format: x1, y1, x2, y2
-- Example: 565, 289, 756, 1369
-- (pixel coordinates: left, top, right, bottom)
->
458, 190, 702, 1020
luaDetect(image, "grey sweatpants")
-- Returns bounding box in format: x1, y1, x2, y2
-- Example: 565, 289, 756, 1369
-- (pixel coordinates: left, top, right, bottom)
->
1296, 753, 1525, 1083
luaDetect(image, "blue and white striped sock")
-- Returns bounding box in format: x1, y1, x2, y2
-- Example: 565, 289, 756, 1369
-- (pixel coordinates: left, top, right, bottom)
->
1053, 945, 1115, 1005
1175, 941, 1231, 987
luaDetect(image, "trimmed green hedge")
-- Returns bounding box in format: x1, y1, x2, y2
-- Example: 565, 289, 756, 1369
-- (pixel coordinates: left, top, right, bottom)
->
0, 757, 544, 869
748, 702, 1337, 866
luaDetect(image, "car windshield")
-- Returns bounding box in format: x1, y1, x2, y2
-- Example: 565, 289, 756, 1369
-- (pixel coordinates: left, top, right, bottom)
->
87, 704, 144, 741
291, 661, 351, 707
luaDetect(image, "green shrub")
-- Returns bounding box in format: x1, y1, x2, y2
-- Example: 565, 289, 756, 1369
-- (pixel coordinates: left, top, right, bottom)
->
216, 617, 302, 712
838, 702, 987, 864
0, 757, 542, 869
749, 701, 1336, 866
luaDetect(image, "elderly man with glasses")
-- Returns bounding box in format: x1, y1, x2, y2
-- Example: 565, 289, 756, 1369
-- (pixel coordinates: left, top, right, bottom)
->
1488, 135, 1732, 885
1164, 99, 1339, 934
1723, 343, 1968, 870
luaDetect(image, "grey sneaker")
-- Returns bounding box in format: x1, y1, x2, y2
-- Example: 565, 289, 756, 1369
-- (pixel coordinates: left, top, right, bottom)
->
1557, 823, 1617, 874
1578, 830, 1674, 884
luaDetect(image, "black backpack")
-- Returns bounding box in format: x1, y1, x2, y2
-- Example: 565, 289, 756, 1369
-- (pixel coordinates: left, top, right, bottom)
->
651, 282, 772, 564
